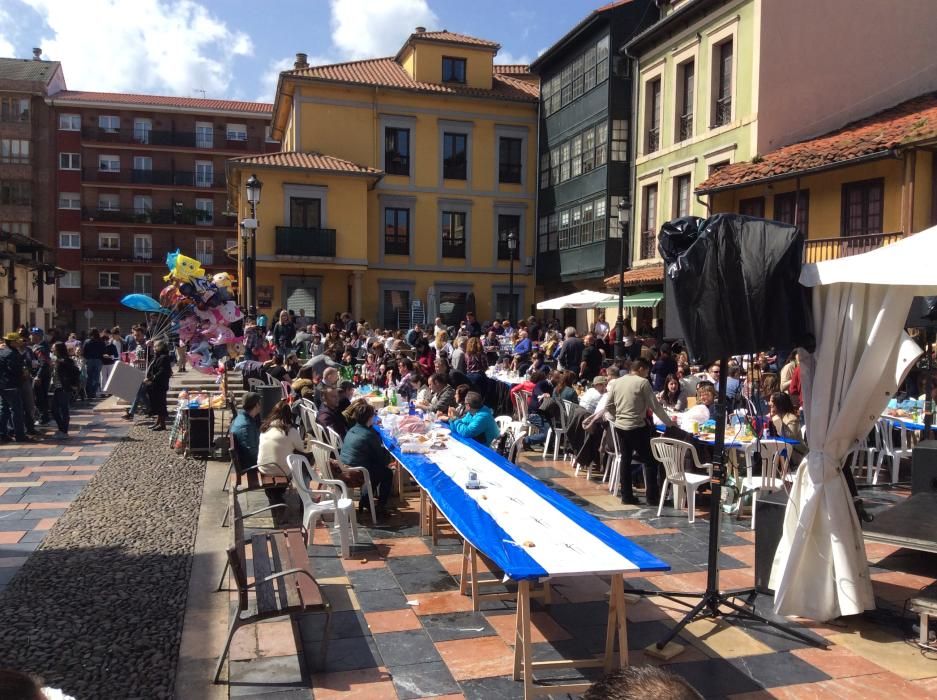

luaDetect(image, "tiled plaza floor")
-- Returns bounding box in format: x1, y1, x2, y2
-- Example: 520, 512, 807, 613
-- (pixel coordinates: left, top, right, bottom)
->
229, 449, 937, 699
0, 402, 130, 592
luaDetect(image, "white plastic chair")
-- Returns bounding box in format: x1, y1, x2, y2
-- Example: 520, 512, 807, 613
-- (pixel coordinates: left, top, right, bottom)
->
650, 438, 713, 524
737, 439, 791, 530
495, 415, 513, 435
286, 453, 357, 559
603, 420, 622, 492
542, 397, 573, 461
874, 417, 914, 484
298, 404, 318, 440
312, 432, 377, 525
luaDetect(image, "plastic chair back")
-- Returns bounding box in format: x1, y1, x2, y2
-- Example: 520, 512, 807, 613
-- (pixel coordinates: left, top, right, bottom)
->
326, 426, 345, 453
514, 390, 530, 422
494, 415, 513, 435
650, 437, 698, 482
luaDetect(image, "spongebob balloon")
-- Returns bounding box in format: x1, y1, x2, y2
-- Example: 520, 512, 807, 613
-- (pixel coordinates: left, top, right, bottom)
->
163, 249, 206, 283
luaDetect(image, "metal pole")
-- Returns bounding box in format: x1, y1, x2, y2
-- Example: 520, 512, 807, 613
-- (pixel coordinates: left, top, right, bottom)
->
614, 200, 627, 361
508, 248, 515, 321
248, 201, 257, 313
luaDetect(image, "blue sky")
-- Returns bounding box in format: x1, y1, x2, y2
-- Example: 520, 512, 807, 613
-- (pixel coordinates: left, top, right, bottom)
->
0, 0, 608, 103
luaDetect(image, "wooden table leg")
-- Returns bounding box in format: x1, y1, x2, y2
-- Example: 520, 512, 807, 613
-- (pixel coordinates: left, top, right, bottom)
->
470, 545, 480, 611
419, 489, 428, 537
602, 574, 629, 672
518, 579, 533, 699
459, 540, 470, 596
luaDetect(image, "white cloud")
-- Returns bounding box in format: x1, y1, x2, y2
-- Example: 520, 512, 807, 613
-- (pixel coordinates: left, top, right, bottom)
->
25, 0, 252, 96
256, 56, 294, 103
0, 7, 16, 57
330, 0, 437, 60
496, 50, 532, 66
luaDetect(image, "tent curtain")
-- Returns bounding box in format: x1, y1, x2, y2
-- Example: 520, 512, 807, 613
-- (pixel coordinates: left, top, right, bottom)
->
770, 282, 922, 620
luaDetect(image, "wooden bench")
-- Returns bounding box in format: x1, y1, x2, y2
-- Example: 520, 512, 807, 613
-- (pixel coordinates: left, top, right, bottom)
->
221, 433, 291, 526
214, 491, 331, 683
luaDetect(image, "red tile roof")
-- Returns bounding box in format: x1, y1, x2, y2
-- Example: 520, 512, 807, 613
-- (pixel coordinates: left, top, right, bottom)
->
228, 151, 382, 176
698, 91, 937, 193
406, 30, 501, 51
286, 56, 538, 102
604, 263, 664, 288
493, 64, 532, 75
50, 90, 273, 114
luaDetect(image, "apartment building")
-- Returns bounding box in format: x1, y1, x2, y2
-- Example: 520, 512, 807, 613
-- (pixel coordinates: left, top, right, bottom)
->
49, 92, 276, 330
0, 52, 65, 331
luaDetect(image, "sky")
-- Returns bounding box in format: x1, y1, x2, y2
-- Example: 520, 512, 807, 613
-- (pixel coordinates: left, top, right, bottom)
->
0, 0, 609, 103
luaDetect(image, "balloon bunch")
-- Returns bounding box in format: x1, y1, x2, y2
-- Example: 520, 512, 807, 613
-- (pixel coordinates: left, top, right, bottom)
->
121, 250, 243, 376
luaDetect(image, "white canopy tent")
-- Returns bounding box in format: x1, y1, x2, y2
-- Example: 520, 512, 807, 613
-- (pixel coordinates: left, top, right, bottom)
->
770, 226, 937, 621
536, 290, 616, 310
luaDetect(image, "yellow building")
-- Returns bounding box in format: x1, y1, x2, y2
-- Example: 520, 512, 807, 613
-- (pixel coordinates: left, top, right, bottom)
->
697, 92, 937, 260
227, 30, 539, 328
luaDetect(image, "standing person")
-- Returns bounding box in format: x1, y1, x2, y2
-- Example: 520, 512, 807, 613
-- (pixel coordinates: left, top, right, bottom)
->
30, 328, 51, 426
82, 328, 106, 399
295, 308, 310, 330
122, 326, 151, 421
340, 401, 395, 518
605, 358, 675, 505
557, 327, 584, 375
50, 341, 78, 439
175, 337, 188, 373
650, 343, 678, 392
144, 340, 173, 431
450, 336, 467, 375
780, 349, 799, 393
463, 336, 489, 393
0, 333, 29, 442
579, 334, 603, 382
463, 311, 482, 338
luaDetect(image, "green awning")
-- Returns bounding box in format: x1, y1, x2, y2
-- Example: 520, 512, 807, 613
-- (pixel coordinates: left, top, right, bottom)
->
596, 291, 664, 309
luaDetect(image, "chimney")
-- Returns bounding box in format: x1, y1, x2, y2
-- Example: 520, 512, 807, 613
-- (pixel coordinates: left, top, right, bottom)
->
32, 47, 42, 61
415, 26, 426, 33
294, 52, 308, 69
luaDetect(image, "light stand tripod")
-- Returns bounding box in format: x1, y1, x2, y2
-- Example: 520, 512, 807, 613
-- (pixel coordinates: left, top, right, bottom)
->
628, 356, 826, 652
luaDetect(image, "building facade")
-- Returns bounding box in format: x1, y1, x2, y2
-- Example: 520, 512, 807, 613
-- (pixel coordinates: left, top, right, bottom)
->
530, 0, 657, 321
48, 92, 276, 330
0, 52, 65, 331
620, 0, 937, 313
228, 30, 539, 329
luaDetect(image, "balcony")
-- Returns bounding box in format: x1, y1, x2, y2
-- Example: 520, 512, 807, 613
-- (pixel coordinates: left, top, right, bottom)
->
678, 113, 693, 141
81, 127, 267, 151
646, 127, 660, 154
82, 207, 232, 227
274, 226, 336, 258
195, 252, 214, 266
81, 250, 158, 265
713, 96, 732, 127
81, 168, 226, 188
640, 230, 657, 260
803, 231, 903, 264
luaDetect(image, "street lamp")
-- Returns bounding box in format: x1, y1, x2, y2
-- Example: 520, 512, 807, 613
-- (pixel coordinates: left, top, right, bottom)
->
614, 197, 630, 361
244, 173, 262, 314
507, 229, 518, 321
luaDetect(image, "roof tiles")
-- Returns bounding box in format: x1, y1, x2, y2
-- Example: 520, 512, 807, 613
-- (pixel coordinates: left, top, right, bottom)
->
411, 30, 501, 49
229, 151, 382, 175
0, 57, 61, 83
698, 91, 937, 192
604, 263, 664, 288
50, 90, 273, 114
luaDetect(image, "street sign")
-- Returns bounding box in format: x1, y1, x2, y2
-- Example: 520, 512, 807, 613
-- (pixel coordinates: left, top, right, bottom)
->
83, 308, 94, 320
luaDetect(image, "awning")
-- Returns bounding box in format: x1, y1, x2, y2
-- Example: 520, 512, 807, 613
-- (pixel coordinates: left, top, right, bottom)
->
536, 289, 616, 310
596, 291, 663, 309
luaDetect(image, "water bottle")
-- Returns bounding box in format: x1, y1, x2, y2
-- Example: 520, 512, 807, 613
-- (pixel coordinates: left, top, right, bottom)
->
408, 400, 416, 416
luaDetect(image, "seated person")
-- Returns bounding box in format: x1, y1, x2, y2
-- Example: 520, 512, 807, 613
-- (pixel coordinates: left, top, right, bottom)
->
451, 383, 472, 419
230, 392, 262, 467
338, 380, 355, 411
340, 401, 395, 516
579, 375, 608, 413
257, 399, 305, 479
697, 382, 717, 420
316, 386, 348, 440
408, 370, 432, 406
768, 391, 806, 465
314, 366, 340, 407
265, 353, 289, 382
657, 374, 687, 412
291, 365, 316, 402
421, 372, 456, 414
447, 391, 500, 446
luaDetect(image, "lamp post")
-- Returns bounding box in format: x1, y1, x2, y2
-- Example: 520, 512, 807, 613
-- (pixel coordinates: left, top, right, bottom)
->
614, 198, 630, 361
507, 229, 518, 321
244, 173, 262, 315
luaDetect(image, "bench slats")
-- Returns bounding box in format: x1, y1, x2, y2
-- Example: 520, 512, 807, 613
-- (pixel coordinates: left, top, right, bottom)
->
251, 534, 278, 615
269, 532, 301, 610
285, 529, 322, 607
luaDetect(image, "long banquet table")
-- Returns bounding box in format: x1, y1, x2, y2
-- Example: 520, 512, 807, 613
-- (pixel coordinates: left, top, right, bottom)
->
377, 421, 669, 698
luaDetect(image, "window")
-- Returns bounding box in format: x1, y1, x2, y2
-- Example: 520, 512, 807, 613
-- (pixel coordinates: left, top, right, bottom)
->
384, 207, 410, 256
595, 122, 608, 167
582, 127, 595, 173
560, 142, 570, 182
547, 213, 558, 250
133, 273, 152, 294
571, 56, 584, 100
595, 36, 610, 84
133, 195, 152, 216
774, 190, 809, 236
442, 56, 466, 84
59, 152, 80, 170
99, 232, 120, 250
539, 152, 550, 189
58, 192, 80, 209
673, 174, 691, 218
383, 288, 411, 329
611, 120, 628, 162
98, 272, 120, 289
133, 118, 151, 144
1, 139, 29, 164
226, 123, 247, 141
441, 211, 466, 258
641, 184, 658, 259
549, 146, 560, 185
594, 197, 607, 242
646, 78, 661, 153
384, 127, 410, 176
98, 155, 120, 172
195, 239, 214, 266
739, 196, 765, 218
0, 181, 30, 206
195, 161, 213, 187
289, 197, 321, 228
98, 193, 120, 211
0, 97, 29, 122
558, 209, 570, 249
132, 156, 152, 171
713, 40, 733, 127
538, 216, 548, 252
708, 160, 730, 176
98, 115, 120, 132
583, 47, 597, 92
540, 35, 609, 117
59, 232, 80, 249
841, 179, 884, 237
676, 60, 695, 141
497, 214, 520, 260
495, 293, 519, 321
195, 198, 214, 225
59, 113, 81, 130
581, 201, 595, 244
560, 64, 572, 106
133, 234, 152, 260
196, 122, 213, 148
443, 132, 467, 180
59, 271, 80, 289
438, 291, 468, 327
498, 137, 522, 184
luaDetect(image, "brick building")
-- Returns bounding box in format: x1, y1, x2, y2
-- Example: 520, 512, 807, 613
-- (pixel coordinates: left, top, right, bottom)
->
48, 91, 276, 330
0, 51, 65, 331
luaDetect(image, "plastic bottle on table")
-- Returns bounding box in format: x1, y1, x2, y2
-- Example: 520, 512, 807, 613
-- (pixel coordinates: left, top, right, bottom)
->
408, 400, 416, 416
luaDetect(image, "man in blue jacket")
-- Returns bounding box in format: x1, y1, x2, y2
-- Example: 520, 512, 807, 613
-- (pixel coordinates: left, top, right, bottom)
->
449, 391, 499, 446
230, 392, 262, 468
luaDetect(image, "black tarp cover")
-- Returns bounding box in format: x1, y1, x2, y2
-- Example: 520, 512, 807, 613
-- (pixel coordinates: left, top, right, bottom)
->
658, 214, 814, 365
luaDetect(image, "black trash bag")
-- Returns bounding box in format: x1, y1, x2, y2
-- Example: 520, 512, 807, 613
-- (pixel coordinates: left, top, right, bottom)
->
658, 214, 814, 366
